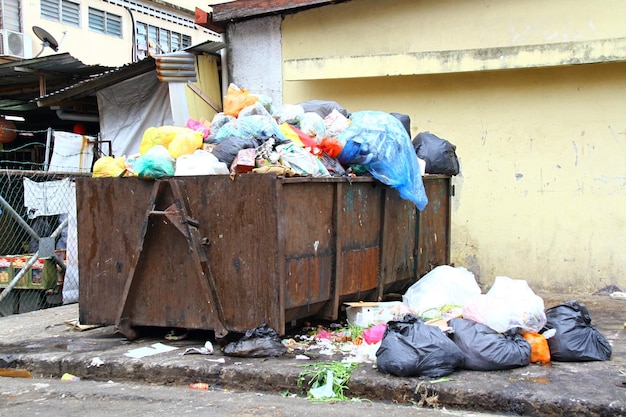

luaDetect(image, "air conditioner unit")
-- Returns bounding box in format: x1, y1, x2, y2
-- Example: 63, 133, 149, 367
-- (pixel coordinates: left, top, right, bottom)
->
0, 29, 33, 59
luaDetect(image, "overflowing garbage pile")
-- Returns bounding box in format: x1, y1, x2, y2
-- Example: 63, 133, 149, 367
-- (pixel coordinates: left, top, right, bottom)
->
91, 84, 460, 211
234, 265, 612, 374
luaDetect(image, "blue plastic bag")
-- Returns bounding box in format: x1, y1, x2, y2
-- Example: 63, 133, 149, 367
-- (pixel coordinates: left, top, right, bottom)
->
214, 115, 287, 143
338, 111, 428, 210
133, 145, 175, 179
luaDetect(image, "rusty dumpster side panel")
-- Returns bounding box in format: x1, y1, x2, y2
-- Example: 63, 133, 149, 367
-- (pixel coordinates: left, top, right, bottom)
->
418, 176, 451, 275
278, 179, 335, 323
78, 175, 285, 334
77, 175, 450, 336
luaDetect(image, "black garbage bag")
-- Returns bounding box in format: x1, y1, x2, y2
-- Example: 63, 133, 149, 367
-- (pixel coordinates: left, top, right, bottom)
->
210, 136, 261, 167
449, 318, 531, 371
376, 315, 464, 378
390, 112, 411, 137
299, 100, 351, 119
223, 323, 287, 358
412, 132, 460, 176
319, 152, 346, 177
544, 301, 612, 362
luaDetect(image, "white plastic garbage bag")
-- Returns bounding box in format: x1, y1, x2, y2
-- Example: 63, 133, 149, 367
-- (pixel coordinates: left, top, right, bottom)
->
175, 150, 229, 176
402, 265, 481, 319
462, 276, 546, 333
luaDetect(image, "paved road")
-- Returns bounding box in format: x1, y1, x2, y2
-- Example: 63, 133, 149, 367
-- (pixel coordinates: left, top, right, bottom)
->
0, 376, 507, 417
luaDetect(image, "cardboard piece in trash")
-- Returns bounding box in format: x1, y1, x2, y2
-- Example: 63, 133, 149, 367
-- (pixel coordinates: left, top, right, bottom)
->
64, 319, 103, 332
344, 301, 405, 327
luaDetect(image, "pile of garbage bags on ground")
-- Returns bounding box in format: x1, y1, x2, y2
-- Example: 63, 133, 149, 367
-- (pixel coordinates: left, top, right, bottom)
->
372, 265, 612, 377
91, 84, 460, 211
219, 264, 612, 378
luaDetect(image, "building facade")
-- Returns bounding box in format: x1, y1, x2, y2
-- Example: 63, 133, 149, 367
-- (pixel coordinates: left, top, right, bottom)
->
0, 0, 220, 66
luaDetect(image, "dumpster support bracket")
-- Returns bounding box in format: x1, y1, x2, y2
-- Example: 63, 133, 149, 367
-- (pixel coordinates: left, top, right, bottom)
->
115, 179, 228, 340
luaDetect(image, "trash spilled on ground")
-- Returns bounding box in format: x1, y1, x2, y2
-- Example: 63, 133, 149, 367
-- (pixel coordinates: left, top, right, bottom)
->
185, 264, 614, 402
79, 83, 617, 404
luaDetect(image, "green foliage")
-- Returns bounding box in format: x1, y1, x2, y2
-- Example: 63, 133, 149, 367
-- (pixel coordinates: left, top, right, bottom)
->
297, 361, 358, 402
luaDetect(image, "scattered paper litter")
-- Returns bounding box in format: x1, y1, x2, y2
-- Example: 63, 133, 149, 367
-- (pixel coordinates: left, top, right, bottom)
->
89, 357, 104, 368
124, 343, 178, 359
182, 341, 214, 356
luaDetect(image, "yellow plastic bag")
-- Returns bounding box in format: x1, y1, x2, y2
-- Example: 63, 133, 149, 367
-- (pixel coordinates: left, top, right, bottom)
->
140, 126, 192, 155
168, 129, 203, 159
92, 156, 127, 178
223, 84, 259, 118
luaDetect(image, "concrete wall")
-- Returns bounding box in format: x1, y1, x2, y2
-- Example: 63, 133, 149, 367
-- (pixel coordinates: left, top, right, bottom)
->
226, 15, 283, 107
225, 0, 626, 293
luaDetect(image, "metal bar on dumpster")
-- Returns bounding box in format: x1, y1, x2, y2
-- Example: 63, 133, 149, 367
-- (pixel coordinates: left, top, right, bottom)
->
114, 179, 228, 339
377, 187, 388, 301
329, 181, 343, 319
168, 179, 227, 338
114, 180, 163, 340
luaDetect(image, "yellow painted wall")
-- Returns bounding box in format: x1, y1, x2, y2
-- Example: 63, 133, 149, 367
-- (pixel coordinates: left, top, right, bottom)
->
186, 54, 223, 122
281, 0, 626, 292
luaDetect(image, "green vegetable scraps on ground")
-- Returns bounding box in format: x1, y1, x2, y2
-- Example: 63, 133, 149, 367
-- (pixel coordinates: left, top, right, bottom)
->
297, 361, 358, 402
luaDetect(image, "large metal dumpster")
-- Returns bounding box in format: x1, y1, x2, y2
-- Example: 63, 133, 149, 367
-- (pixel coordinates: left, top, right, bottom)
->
77, 174, 450, 338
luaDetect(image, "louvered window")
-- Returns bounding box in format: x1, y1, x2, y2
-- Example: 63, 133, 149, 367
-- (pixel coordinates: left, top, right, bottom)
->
89, 7, 122, 37
135, 21, 190, 59
40, 0, 80, 27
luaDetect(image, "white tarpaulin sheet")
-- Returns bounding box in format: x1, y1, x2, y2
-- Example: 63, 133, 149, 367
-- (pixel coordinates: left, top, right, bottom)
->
23, 178, 71, 218
48, 131, 94, 173
97, 70, 173, 158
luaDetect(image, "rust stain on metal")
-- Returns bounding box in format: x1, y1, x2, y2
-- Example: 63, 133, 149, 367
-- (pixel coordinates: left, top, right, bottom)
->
77, 175, 450, 336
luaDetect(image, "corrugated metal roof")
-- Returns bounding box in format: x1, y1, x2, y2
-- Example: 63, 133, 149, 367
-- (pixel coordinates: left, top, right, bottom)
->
0, 53, 112, 111
36, 40, 225, 107
0, 39, 225, 114
184, 39, 226, 55
210, 0, 351, 23
35, 57, 156, 107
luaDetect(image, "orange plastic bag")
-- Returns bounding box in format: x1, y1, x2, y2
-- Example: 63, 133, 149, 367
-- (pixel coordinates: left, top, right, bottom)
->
320, 137, 344, 159
223, 84, 259, 117
522, 331, 550, 364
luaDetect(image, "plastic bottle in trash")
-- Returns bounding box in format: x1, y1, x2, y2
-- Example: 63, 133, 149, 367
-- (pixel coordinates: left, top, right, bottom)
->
190, 382, 209, 390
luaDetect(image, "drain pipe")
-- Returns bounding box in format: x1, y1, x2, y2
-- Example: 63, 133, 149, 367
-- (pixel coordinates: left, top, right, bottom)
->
52, 107, 99, 122
220, 45, 229, 97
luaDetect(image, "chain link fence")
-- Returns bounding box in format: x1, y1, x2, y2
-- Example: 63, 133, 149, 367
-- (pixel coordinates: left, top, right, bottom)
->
0, 128, 96, 316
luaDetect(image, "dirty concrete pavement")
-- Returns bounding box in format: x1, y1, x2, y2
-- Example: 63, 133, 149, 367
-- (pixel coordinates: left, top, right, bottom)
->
0, 293, 624, 417
2, 376, 495, 417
